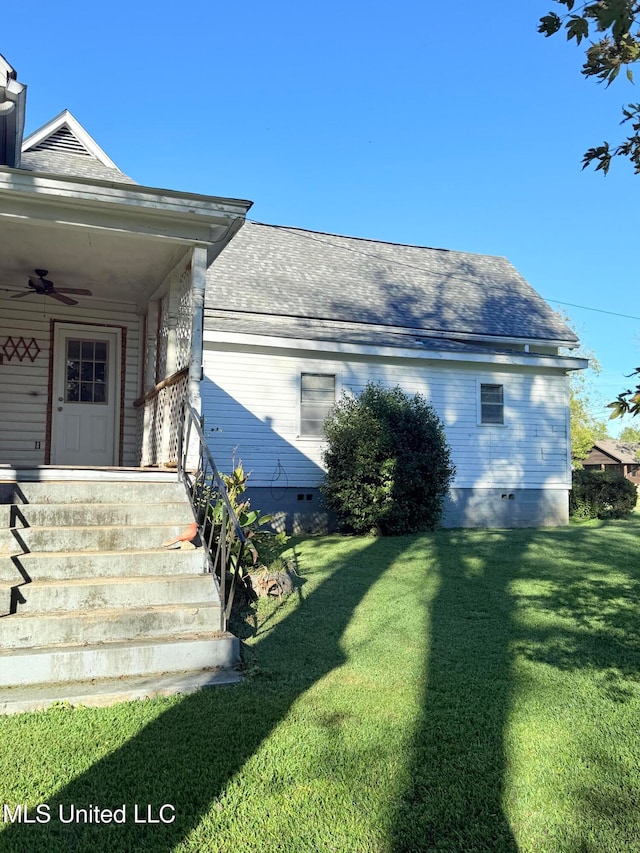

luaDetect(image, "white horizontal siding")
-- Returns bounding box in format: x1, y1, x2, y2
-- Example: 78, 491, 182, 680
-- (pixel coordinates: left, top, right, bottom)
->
202, 343, 571, 490
0, 299, 141, 466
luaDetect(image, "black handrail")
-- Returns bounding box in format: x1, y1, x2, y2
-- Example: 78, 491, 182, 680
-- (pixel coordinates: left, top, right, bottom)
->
178, 404, 247, 632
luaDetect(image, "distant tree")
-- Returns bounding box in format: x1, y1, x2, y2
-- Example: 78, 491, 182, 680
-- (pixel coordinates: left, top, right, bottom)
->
619, 424, 640, 442
560, 314, 609, 463
571, 391, 609, 462
538, 1, 640, 173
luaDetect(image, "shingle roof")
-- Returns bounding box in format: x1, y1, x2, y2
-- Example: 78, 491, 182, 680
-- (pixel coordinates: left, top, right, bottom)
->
19, 111, 136, 184
19, 149, 136, 184
592, 440, 640, 464
206, 222, 577, 344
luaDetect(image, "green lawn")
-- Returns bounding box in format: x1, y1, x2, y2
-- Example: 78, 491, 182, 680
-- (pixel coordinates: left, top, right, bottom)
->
1, 519, 640, 852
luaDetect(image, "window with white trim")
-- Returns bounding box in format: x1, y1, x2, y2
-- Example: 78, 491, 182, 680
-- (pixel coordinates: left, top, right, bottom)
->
480, 383, 504, 424
300, 373, 335, 436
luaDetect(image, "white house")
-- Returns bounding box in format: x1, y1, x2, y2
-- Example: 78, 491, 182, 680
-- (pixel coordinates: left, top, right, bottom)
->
0, 54, 586, 708
203, 222, 587, 529
0, 54, 585, 529
0, 55, 254, 709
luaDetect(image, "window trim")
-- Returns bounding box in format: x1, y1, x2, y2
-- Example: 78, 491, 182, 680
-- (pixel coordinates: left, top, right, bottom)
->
299, 372, 337, 439
478, 381, 506, 427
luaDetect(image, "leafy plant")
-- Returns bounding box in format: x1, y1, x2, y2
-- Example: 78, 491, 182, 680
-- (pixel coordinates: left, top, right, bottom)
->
321, 383, 455, 535
570, 468, 637, 519
207, 458, 288, 573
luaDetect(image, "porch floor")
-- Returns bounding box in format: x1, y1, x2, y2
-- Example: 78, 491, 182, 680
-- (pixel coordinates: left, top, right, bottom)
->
0, 465, 180, 482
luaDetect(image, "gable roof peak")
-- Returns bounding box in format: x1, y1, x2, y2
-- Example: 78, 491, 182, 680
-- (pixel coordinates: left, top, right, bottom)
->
22, 109, 119, 169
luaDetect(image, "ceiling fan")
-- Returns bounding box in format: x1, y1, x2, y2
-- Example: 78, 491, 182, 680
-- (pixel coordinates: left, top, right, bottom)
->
11, 269, 93, 306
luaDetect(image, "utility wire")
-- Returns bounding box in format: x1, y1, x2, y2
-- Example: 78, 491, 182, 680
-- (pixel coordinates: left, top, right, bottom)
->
543, 299, 640, 323
247, 220, 640, 324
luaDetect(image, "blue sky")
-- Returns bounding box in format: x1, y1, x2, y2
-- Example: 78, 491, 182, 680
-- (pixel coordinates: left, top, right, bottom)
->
4, 1, 638, 432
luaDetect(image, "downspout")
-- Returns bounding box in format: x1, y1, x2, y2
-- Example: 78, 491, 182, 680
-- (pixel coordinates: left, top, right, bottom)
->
0, 56, 26, 167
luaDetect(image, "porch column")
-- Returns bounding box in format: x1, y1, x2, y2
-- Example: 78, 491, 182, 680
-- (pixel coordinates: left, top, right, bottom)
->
159, 272, 181, 464
140, 300, 159, 466
189, 246, 207, 412
185, 246, 207, 471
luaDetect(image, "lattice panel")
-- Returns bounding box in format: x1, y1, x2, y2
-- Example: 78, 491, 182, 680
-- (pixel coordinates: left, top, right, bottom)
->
142, 372, 189, 466
166, 372, 189, 463
156, 294, 168, 382
176, 265, 192, 372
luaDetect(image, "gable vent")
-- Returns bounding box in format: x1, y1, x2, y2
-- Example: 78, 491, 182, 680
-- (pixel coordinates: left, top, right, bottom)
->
31, 126, 91, 157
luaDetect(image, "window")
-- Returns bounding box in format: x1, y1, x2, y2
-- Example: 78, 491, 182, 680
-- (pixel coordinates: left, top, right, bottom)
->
65, 339, 109, 404
300, 373, 335, 436
480, 383, 504, 425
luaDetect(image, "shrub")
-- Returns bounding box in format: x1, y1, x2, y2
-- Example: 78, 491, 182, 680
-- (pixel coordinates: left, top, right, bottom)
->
321, 384, 455, 535
570, 469, 637, 520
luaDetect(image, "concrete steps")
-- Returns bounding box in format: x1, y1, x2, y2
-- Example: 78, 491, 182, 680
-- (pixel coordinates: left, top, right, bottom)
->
0, 473, 239, 712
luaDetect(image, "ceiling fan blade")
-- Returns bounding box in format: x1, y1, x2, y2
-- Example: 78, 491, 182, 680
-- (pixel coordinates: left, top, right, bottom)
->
55, 288, 93, 296
49, 292, 78, 306
11, 290, 36, 299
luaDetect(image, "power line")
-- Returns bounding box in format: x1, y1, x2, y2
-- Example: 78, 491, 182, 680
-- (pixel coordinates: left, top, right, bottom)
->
248, 219, 640, 324
543, 299, 640, 323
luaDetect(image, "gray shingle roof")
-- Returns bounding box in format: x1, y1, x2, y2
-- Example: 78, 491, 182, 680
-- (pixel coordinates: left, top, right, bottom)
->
19, 149, 136, 184
206, 222, 577, 345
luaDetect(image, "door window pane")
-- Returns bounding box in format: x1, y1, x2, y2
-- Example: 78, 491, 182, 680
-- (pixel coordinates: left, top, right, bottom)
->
65, 339, 109, 404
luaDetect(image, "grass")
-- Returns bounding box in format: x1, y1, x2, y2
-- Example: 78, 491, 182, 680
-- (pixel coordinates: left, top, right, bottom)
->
1, 519, 640, 851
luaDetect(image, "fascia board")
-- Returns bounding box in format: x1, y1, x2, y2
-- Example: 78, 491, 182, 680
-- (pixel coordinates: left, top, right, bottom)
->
202, 329, 588, 371
0, 169, 252, 243
0, 168, 252, 217
202, 308, 577, 350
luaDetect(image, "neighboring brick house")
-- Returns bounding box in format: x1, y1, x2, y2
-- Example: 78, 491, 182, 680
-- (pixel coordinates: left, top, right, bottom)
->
582, 441, 640, 486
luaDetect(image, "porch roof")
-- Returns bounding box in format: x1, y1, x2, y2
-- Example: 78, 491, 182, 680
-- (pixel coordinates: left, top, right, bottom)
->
0, 166, 252, 309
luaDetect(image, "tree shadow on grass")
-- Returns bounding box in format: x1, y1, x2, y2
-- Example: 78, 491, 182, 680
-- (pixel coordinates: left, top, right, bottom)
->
387, 520, 640, 852
0, 538, 394, 853
390, 529, 522, 852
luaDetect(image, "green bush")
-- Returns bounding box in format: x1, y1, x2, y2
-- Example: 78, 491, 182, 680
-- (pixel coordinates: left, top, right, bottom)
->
321, 383, 455, 535
570, 469, 637, 520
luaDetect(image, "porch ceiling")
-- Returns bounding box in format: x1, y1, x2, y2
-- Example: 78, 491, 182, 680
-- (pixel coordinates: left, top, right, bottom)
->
0, 216, 188, 307
0, 168, 252, 310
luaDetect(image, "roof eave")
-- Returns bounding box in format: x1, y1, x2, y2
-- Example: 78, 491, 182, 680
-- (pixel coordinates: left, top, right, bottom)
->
0, 167, 253, 262
202, 328, 588, 370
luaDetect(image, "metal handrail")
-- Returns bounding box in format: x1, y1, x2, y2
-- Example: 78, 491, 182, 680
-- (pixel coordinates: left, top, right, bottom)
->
178, 404, 247, 632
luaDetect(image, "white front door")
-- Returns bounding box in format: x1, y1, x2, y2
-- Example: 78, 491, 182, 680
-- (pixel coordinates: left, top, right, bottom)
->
51, 325, 121, 466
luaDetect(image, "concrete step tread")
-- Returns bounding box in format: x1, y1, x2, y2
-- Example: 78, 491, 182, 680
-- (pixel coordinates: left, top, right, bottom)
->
8, 501, 193, 508
0, 667, 242, 714
0, 630, 231, 656
2, 601, 218, 622
4, 573, 210, 589
8, 522, 197, 532
3, 546, 202, 559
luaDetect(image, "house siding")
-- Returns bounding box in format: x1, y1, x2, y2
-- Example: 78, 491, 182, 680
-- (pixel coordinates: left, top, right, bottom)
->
0, 299, 141, 466
202, 341, 571, 527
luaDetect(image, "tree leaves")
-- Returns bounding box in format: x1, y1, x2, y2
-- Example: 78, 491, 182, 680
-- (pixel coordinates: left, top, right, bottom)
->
538, 1, 640, 172
538, 12, 562, 36
567, 15, 590, 43
606, 368, 640, 417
